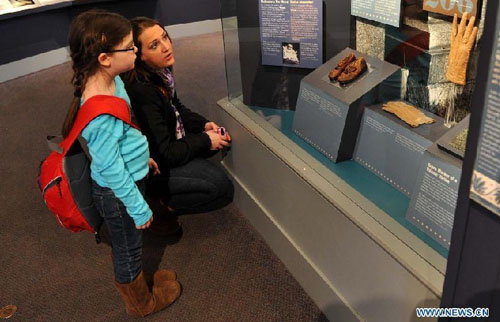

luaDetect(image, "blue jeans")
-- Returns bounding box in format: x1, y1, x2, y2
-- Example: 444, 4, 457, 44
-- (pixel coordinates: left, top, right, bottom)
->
92, 179, 145, 284
150, 158, 234, 215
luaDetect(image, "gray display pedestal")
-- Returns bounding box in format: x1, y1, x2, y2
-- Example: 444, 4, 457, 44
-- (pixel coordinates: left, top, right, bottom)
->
406, 144, 462, 249
292, 47, 400, 162
354, 103, 448, 196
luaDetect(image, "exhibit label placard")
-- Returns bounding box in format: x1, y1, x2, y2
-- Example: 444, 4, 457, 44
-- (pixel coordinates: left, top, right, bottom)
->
258, 0, 322, 69
407, 145, 462, 249
423, 0, 478, 18
351, 0, 402, 28
470, 6, 500, 217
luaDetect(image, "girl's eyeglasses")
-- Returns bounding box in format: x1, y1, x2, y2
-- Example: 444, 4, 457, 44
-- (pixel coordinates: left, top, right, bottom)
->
107, 46, 135, 53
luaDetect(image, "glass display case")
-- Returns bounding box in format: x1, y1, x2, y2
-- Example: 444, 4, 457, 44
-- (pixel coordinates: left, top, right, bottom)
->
218, 0, 486, 320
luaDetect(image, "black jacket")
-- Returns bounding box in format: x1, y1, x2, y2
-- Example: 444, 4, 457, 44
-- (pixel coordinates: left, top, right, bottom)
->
126, 76, 211, 174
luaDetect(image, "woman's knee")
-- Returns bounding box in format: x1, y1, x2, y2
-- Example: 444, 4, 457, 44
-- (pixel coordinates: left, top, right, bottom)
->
207, 166, 233, 198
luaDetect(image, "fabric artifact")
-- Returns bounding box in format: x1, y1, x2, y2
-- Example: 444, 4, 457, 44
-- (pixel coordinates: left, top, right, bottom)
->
329, 53, 356, 81
446, 12, 478, 86
382, 101, 435, 128
337, 57, 367, 85
450, 128, 468, 152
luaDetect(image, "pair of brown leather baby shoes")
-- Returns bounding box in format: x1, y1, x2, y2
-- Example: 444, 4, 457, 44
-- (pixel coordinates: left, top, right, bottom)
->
328, 53, 367, 85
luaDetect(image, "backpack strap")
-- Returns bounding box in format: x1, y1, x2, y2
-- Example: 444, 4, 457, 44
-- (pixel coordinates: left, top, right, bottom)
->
60, 95, 140, 156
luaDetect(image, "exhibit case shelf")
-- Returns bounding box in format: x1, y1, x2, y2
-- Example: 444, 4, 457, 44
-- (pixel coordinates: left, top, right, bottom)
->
216, 0, 486, 321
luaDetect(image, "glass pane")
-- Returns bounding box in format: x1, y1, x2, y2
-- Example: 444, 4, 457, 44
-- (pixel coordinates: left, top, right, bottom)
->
219, 0, 483, 275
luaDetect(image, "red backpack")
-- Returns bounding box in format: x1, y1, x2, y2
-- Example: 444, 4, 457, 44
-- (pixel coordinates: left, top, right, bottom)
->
38, 96, 139, 243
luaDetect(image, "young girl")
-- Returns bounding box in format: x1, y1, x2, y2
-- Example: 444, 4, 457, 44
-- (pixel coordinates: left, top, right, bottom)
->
62, 10, 180, 317
123, 17, 234, 232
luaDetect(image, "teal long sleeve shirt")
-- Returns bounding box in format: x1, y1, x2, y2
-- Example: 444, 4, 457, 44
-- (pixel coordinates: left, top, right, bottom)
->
81, 76, 152, 226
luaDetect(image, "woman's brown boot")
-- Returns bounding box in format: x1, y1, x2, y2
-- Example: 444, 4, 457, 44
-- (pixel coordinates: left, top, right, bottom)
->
114, 271, 181, 317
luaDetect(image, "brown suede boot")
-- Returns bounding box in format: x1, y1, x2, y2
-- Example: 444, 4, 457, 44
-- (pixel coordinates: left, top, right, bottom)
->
154, 269, 177, 282
114, 271, 181, 317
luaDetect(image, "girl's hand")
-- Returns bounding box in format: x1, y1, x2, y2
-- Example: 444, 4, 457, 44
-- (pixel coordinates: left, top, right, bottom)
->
204, 121, 220, 132
136, 216, 153, 229
148, 158, 160, 175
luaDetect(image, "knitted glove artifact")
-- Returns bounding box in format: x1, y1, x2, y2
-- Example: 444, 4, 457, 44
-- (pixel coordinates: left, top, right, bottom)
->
446, 12, 478, 86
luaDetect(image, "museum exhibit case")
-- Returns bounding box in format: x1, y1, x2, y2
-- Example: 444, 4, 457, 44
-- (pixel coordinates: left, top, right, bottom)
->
215, 0, 488, 320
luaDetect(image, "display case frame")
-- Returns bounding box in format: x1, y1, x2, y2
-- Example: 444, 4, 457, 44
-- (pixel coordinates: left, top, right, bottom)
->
216, 0, 487, 320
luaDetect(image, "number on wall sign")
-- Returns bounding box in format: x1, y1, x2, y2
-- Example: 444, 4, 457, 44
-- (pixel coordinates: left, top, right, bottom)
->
424, 0, 439, 9
460, 0, 474, 13
441, 0, 456, 11
423, 0, 477, 17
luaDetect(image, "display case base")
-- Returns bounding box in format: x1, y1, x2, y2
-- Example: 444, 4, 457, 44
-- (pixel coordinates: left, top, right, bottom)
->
215, 97, 442, 322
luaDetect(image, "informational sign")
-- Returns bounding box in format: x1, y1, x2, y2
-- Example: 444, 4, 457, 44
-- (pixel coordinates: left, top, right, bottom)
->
351, 0, 402, 28
407, 145, 462, 249
470, 7, 500, 216
423, 0, 478, 18
259, 0, 322, 69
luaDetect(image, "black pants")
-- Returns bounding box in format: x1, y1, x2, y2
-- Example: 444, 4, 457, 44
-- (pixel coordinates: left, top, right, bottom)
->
147, 158, 234, 215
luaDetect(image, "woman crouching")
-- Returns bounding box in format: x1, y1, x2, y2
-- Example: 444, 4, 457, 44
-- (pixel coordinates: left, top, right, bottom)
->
124, 17, 234, 233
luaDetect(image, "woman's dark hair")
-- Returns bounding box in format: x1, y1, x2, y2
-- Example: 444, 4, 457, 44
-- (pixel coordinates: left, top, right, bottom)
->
62, 9, 132, 137
123, 17, 172, 85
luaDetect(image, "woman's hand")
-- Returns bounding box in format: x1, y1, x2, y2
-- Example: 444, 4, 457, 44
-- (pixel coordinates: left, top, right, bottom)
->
206, 130, 230, 150
148, 158, 160, 175
204, 121, 220, 132
136, 216, 153, 229
222, 129, 232, 142
206, 122, 232, 142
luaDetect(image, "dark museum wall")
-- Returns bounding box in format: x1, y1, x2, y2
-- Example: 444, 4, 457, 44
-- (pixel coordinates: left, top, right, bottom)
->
0, 0, 221, 65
